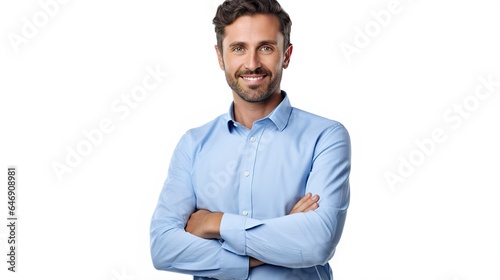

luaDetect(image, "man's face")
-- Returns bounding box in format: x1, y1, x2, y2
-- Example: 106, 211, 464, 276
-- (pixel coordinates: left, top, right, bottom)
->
216, 14, 292, 103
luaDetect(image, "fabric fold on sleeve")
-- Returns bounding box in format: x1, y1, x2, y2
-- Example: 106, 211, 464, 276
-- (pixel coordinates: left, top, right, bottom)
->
220, 213, 263, 256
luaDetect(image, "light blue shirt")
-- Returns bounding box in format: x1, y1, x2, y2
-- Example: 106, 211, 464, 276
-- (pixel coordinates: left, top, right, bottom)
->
150, 92, 351, 280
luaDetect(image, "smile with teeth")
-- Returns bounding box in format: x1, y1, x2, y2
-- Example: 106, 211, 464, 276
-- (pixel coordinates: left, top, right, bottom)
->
241, 75, 266, 81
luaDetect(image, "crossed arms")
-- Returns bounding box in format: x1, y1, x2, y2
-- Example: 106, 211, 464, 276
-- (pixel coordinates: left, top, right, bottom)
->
150, 123, 350, 279
185, 192, 321, 268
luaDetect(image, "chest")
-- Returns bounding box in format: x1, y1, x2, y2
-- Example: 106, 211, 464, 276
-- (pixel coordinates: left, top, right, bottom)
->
191, 130, 314, 218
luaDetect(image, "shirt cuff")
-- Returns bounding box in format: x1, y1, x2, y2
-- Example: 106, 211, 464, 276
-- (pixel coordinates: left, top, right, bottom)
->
220, 213, 263, 256
219, 248, 249, 279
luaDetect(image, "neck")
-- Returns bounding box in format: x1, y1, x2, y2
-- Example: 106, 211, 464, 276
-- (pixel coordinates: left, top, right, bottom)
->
233, 91, 283, 129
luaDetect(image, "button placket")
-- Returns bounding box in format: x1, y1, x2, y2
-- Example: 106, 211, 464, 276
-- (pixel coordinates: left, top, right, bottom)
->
238, 127, 265, 218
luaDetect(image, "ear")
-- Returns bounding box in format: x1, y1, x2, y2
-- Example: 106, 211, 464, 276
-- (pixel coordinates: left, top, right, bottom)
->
283, 44, 293, 69
215, 45, 224, 70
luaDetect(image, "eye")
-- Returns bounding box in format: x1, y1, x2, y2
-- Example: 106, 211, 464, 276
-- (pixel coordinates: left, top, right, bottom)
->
260, 46, 273, 52
233, 46, 244, 52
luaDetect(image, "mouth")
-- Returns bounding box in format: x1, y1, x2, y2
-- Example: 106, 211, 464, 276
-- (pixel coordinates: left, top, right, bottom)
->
240, 75, 267, 85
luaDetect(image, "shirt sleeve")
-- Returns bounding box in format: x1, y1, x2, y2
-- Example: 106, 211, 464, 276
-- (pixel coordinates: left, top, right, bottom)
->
150, 133, 250, 280
220, 123, 351, 268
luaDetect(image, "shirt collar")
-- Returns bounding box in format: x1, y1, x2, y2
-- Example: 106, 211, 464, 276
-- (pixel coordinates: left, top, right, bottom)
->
225, 91, 292, 132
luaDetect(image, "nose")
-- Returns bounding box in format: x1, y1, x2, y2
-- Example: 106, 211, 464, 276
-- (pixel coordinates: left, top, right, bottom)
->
244, 51, 261, 71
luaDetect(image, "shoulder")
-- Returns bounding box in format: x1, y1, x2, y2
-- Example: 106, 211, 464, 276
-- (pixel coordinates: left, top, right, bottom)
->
290, 107, 349, 136
291, 108, 351, 163
179, 113, 228, 145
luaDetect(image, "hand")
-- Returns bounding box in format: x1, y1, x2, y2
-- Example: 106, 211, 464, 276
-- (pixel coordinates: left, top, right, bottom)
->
186, 210, 266, 269
289, 192, 319, 214
186, 193, 319, 269
250, 257, 264, 268
185, 209, 223, 239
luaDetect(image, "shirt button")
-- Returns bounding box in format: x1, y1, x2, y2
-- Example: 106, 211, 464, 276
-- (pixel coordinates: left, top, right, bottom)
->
250, 137, 256, 142
242, 210, 248, 216
244, 171, 250, 177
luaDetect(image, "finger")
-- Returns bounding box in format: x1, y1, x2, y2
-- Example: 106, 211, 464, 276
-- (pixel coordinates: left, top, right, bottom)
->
296, 194, 319, 213
290, 193, 312, 214
302, 194, 319, 212
290, 193, 320, 214
304, 197, 319, 212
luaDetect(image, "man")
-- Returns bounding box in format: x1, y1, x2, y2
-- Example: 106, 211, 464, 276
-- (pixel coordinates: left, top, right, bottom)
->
150, 0, 351, 279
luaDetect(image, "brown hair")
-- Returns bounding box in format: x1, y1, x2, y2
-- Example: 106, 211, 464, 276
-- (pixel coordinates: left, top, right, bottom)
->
213, 0, 292, 53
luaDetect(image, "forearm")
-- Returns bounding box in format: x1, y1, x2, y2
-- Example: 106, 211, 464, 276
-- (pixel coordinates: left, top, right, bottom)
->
151, 217, 249, 279
185, 210, 223, 239
185, 192, 322, 269
220, 205, 347, 268
221, 150, 350, 269
151, 155, 249, 278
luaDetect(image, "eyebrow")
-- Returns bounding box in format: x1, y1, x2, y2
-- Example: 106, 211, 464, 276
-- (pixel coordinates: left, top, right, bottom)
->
228, 40, 278, 48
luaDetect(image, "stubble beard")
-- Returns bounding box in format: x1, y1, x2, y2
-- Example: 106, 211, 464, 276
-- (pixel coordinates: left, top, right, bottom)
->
225, 67, 283, 103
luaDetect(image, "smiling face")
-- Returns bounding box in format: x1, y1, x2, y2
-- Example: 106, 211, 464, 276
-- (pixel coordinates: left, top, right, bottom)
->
216, 14, 292, 103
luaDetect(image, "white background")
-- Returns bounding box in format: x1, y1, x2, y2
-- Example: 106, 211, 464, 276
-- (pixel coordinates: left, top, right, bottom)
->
1, 0, 499, 279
